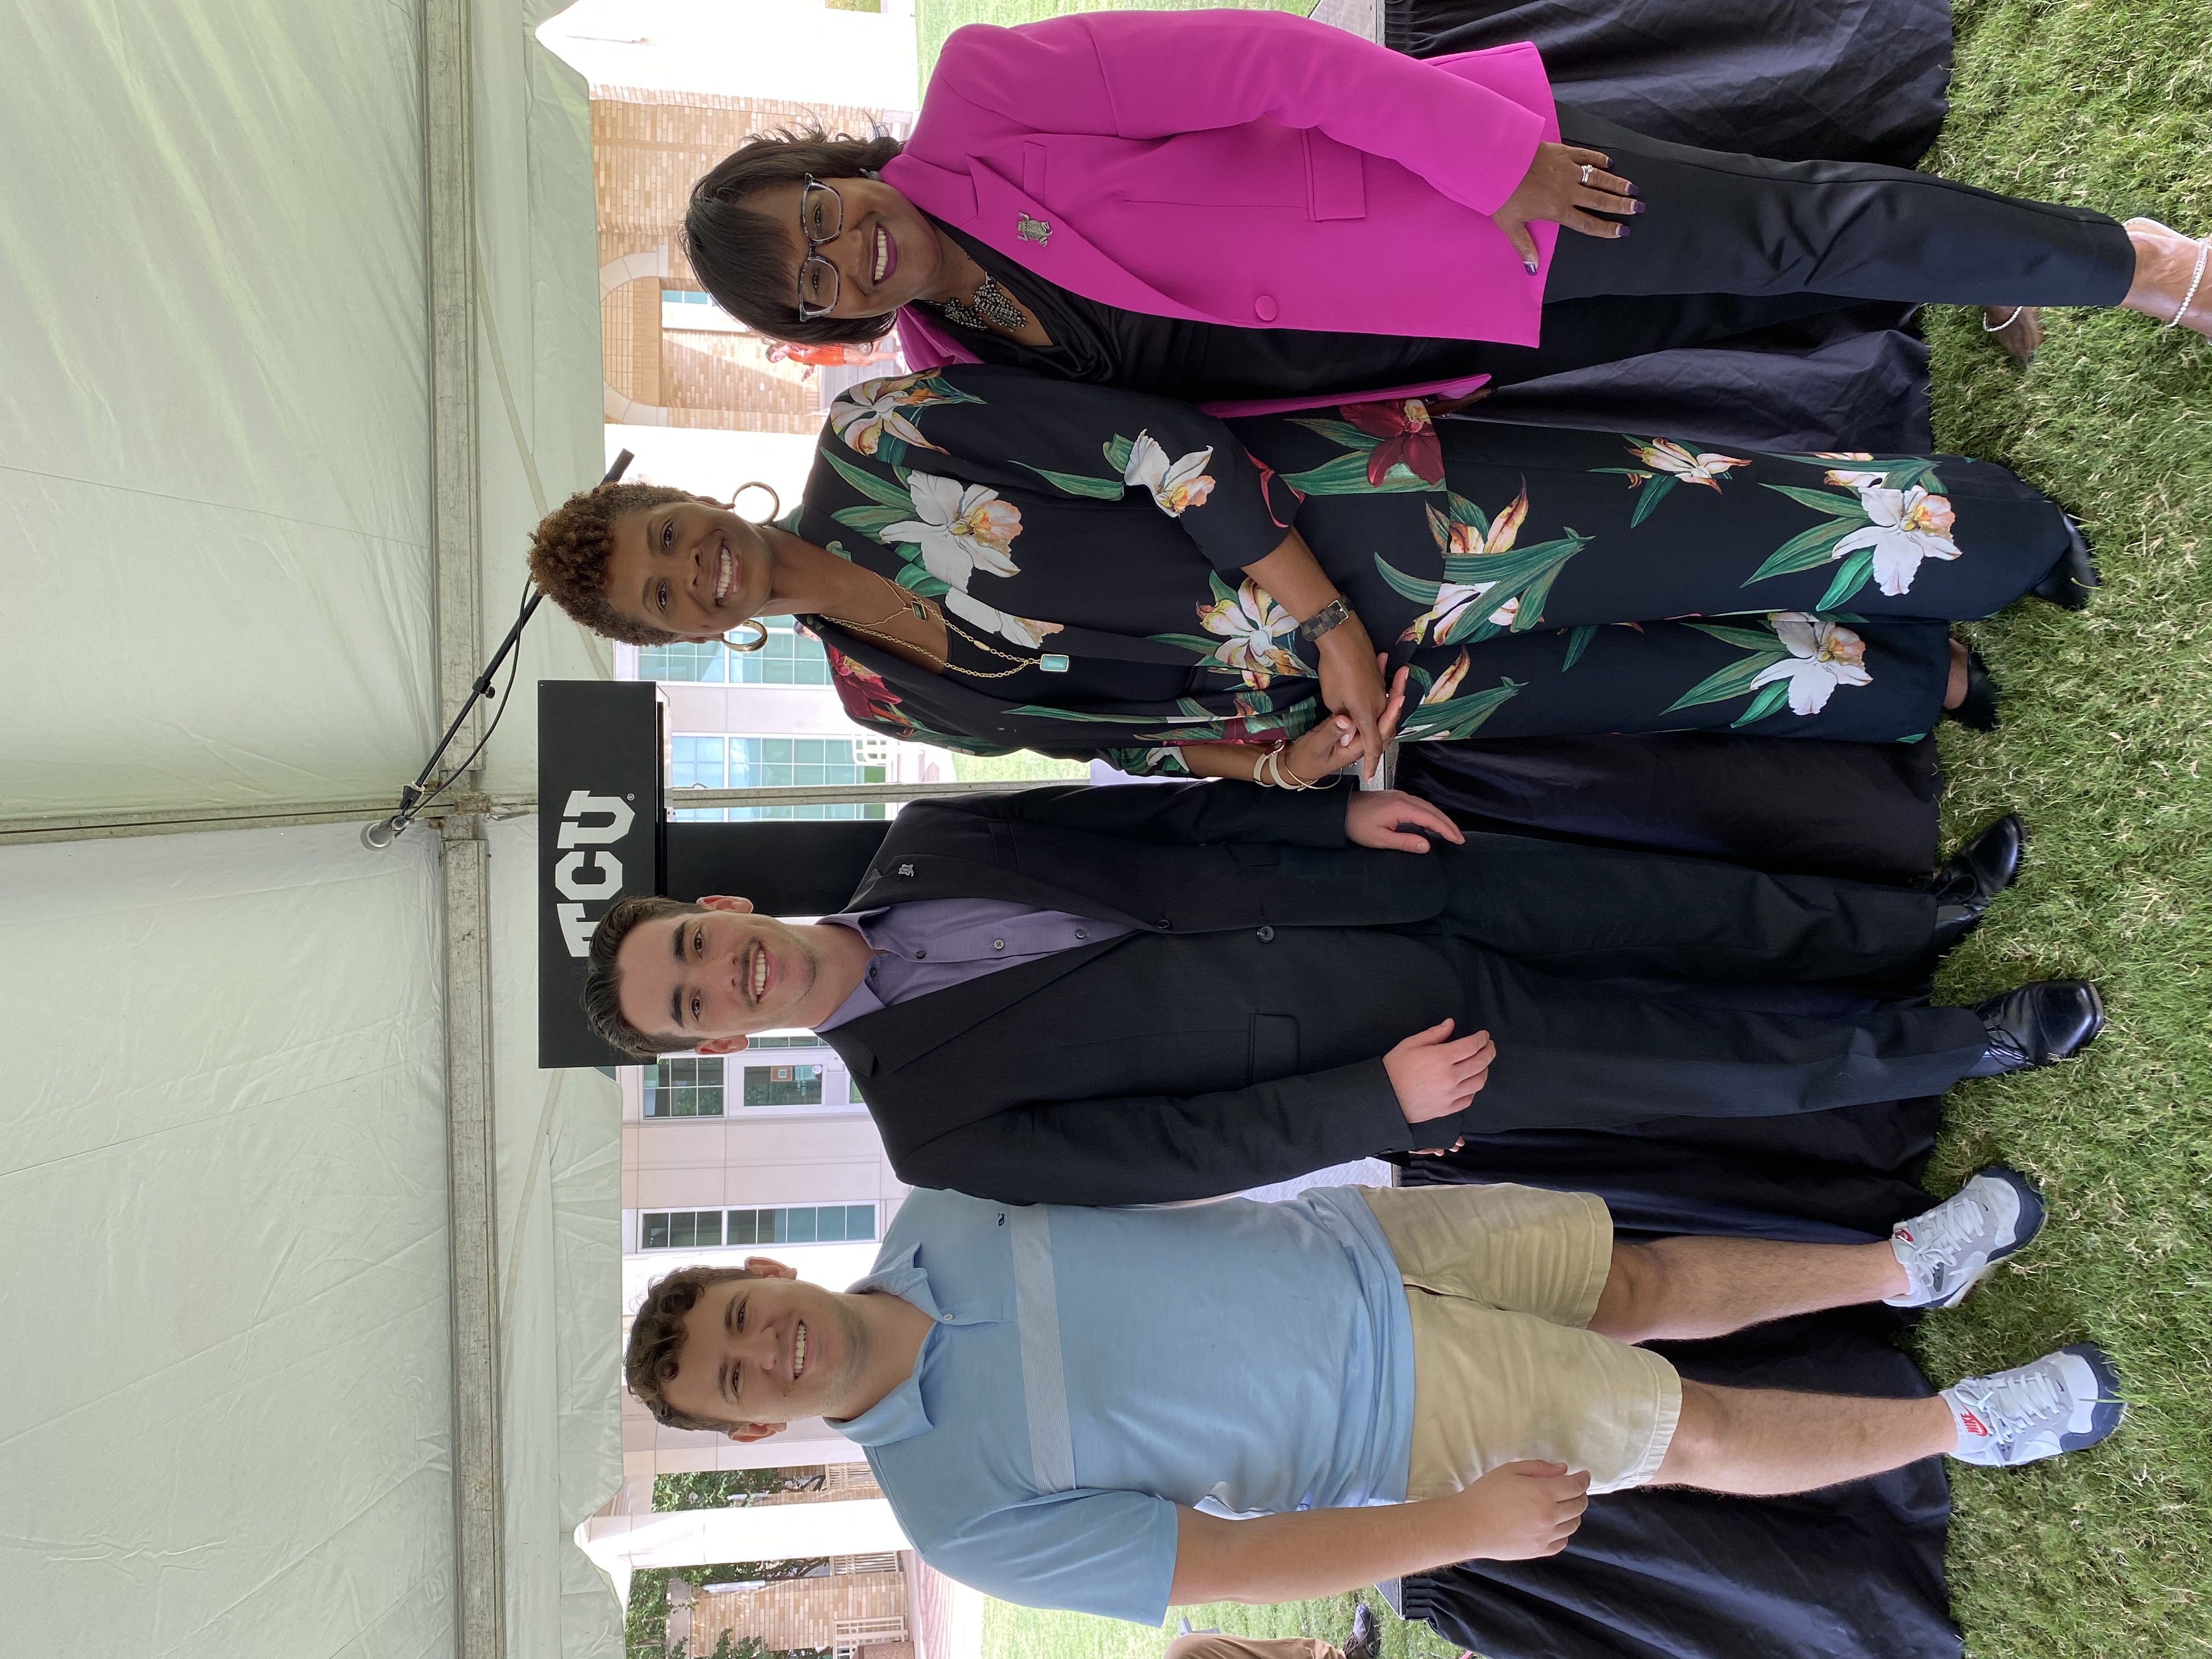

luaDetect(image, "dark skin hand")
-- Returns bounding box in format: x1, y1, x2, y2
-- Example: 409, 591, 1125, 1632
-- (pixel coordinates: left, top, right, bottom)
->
1493, 143, 1643, 272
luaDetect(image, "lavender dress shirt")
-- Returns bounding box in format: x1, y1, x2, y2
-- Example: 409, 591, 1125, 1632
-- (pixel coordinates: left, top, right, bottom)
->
814, 899, 1136, 1032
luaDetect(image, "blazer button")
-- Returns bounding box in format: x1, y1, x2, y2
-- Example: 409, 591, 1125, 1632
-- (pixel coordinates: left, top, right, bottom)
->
1256, 926, 1276, 941
1253, 295, 1279, 322
1154, 918, 1171, 930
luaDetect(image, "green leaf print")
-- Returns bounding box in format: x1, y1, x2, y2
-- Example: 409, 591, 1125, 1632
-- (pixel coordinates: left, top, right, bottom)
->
1664, 646, 1791, 715
1730, 679, 1796, 728
1814, 548, 1880, 611
1288, 417, 1385, 450
895, 559, 950, 601
1764, 484, 1872, 519
1279, 451, 1442, 496
1374, 555, 1444, 607
834, 503, 912, 540
1561, 625, 1596, 671
1744, 515, 1867, 585
1398, 677, 1523, 742
1019, 463, 1127, 500
1687, 620, 1790, 652
1102, 434, 1136, 476
1626, 471, 1677, 528
820, 447, 915, 514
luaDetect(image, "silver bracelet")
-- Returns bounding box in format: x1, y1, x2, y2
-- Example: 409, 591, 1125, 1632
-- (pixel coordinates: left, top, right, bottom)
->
1296, 597, 1352, 643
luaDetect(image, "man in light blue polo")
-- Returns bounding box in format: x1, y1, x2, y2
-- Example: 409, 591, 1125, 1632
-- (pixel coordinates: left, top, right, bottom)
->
621, 1178, 2119, 1621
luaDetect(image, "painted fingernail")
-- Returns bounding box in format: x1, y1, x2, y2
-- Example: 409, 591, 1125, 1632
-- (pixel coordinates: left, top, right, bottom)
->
1632, 200, 1647, 213
1626, 183, 1641, 198
1523, 259, 1539, 274
1614, 225, 1630, 238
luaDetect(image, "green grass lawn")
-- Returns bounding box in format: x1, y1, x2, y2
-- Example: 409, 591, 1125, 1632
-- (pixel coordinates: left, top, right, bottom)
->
927, 1, 2212, 1654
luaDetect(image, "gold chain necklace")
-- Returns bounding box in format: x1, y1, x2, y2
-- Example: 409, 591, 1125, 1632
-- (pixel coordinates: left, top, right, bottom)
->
823, 567, 1068, 681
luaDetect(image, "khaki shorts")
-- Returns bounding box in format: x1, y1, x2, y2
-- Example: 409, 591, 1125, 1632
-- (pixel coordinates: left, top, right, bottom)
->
1359, 1183, 1680, 1495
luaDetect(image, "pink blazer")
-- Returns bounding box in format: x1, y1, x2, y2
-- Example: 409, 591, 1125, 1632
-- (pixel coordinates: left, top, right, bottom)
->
884, 8, 1560, 415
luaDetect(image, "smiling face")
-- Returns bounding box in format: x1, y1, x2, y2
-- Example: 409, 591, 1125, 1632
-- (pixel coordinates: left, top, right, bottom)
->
660, 1261, 876, 1437
613, 896, 842, 1053
747, 176, 956, 321
601, 499, 777, 643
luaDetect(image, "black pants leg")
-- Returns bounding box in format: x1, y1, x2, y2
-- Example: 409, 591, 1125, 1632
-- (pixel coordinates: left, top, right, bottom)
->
1460, 108, 2137, 387
1421, 939, 1990, 1131
1420, 832, 1940, 981
1548, 109, 2136, 308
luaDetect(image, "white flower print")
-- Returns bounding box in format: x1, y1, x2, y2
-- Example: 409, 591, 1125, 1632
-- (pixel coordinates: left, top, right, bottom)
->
1629, 438, 1752, 488
828, 377, 953, 456
1747, 613, 1875, 715
941, 587, 1063, 650
1197, 579, 1302, 687
1487, 596, 1521, 628
1814, 452, 1884, 489
1123, 433, 1217, 516
1421, 650, 1471, 706
1401, 578, 1499, 645
1831, 484, 1961, 597
883, 471, 1023, 591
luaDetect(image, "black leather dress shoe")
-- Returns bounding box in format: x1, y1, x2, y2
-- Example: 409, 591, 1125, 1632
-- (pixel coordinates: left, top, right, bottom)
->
1971, 980, 2106, 1075
1930, 812, 2027, 951
2030, 514, 2100, 610
1942, 644, 2000, 731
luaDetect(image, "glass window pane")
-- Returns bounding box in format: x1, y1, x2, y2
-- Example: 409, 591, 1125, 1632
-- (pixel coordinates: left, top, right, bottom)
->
847, 1205, 875, 1240
727, 1209, 758, 1246
644, 1214, 671, 1249
816, 1207, 847, 1243
785, 1207, 817, 1244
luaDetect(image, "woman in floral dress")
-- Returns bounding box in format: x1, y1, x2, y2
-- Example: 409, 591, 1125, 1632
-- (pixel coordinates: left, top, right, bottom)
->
530, 366, 2089, 787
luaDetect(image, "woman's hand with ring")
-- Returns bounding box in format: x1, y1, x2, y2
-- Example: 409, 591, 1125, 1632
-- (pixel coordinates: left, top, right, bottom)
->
1492, 143, 1641, 272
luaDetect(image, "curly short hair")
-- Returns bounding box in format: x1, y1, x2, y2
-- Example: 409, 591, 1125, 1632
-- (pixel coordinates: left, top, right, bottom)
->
528, 481, 697, 646
583, 894, 709, 1058
626, 1264, 763, 1429
686, 126, 907, 347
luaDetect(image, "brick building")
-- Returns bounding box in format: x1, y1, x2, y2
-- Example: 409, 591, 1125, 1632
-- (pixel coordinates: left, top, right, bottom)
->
594, 86, 905, 433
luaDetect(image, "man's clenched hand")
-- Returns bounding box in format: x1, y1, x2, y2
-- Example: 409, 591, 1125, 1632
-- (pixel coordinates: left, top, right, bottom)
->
1385, 1015, 1496, 1135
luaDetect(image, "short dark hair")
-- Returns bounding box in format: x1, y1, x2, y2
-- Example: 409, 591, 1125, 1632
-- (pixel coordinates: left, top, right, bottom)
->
527, 481, 697, 646
686, 127, 907, 347
584, 894, 709, 1058
627, 1265, 763, 1429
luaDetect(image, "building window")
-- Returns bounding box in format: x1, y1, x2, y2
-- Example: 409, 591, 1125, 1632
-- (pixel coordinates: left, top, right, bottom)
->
745, 1062, 825, 1107
639, 1204, 877, 1250
669, 734, 890, 822
744, 1035, 826, 1050
641, 1209, 726, 1249
644, 1056, 725, 1118
639, 620, 832, 686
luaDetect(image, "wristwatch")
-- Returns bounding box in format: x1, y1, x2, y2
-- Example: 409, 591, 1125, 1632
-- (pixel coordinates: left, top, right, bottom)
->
1297, 596, 1352, 642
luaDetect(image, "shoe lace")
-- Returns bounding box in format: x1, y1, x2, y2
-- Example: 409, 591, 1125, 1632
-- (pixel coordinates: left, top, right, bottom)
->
1905, 1193, 1986, 1269
1955, 1368, 2063, 1440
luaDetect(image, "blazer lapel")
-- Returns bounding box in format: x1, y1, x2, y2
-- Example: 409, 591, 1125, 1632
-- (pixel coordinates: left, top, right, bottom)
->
822, 935, 1128, 1077
843, 850, 1148, 930
898, 149, 1218, 325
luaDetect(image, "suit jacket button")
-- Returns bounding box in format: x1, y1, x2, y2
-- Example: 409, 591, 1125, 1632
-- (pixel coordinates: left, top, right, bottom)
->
1256, 926, 1275, 941
1254, 295, 1279, 321
1154, 918, 1171, 930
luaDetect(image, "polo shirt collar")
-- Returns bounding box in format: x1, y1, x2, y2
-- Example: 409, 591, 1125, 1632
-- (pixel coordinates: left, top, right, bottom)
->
828, 1245, 998, 1447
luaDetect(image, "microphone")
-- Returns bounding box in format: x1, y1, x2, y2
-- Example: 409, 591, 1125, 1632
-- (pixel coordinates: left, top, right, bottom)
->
360, 816, 405, 851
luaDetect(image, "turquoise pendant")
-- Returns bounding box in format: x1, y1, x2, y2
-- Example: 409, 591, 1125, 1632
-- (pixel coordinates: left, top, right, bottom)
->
1039, 653, 1070, 673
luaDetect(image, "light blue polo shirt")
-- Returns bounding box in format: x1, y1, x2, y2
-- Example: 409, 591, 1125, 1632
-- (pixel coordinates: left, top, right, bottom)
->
830, 1187, 1415, 1624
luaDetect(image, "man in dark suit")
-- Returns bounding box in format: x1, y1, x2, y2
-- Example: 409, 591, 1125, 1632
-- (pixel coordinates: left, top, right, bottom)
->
582, 781, 2098, 1204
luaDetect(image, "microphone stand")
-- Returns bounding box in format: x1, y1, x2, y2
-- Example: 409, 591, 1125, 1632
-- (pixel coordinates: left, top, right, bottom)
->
363, 450, 635, 849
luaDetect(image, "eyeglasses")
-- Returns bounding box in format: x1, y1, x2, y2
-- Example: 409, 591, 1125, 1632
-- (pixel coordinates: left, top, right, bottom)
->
795, 176, 844, 322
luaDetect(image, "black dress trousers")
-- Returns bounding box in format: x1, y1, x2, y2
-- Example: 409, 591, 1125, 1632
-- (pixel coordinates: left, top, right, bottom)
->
1392, 833, 1992, 1132
1471, 108, 2137, 387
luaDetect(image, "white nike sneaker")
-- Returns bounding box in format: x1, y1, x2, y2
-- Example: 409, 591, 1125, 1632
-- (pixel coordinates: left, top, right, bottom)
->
1944, 1345, 2126, 1467
1886, 1165, 2045, 1309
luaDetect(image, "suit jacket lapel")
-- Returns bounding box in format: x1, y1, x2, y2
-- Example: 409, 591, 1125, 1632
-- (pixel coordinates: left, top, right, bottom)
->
888, 150, 1215, 324
842, 849, 1149, 930
821, 935, 1128, 1076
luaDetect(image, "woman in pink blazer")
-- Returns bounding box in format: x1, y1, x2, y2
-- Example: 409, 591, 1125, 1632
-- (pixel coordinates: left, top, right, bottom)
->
683, 8, 2207, 415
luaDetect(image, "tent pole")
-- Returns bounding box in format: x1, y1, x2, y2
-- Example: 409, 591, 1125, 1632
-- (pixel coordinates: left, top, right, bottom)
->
425, 0, 503, 1655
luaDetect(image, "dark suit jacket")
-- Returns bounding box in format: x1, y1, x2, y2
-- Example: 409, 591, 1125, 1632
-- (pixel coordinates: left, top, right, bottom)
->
813, 782, 1463, 1205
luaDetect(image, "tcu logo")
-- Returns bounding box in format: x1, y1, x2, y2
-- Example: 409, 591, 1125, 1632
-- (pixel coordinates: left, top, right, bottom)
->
552, 788, 636, 957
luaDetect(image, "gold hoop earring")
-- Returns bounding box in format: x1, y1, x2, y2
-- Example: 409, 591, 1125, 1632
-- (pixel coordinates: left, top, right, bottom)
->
726, 619, 771, 654
729, 481, 782, 524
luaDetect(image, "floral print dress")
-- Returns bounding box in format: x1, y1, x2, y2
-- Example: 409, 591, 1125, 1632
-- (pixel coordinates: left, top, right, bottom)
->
798, 366, 2073, 776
